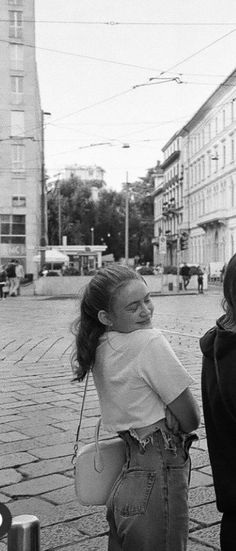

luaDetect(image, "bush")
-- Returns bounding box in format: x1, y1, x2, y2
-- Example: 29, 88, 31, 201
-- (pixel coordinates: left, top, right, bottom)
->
136, 266, 155, 275
163, 265, 177, 275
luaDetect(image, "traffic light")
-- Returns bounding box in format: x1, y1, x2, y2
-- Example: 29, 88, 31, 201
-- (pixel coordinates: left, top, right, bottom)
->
180, 233, 189, 250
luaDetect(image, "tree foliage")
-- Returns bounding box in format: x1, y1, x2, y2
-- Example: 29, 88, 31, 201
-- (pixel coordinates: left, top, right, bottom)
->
47, 167, 156, 263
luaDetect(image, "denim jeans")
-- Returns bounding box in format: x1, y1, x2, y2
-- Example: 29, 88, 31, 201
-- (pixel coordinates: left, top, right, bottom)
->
106, 426, 196, 551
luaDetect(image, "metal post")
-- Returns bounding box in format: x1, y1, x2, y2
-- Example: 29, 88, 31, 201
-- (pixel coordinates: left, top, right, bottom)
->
8, 515, 40, 551
177, 233, 180, 292
58, 179, 61, 246
40, 111, 51, 271
125, 172, 129, 265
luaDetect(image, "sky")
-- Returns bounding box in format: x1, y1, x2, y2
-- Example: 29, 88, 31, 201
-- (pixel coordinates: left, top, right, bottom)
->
35, 0, 236, 190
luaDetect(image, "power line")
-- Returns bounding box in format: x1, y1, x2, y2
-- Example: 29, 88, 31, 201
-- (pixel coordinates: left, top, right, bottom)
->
160, 28, 236, 75
1, 18, 236, 26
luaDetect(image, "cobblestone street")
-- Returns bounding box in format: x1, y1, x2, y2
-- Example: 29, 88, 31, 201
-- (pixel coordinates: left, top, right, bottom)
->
0, 285, 224, 550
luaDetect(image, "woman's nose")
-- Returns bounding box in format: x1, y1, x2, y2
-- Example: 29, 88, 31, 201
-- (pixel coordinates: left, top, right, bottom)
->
140, 303, 150, 316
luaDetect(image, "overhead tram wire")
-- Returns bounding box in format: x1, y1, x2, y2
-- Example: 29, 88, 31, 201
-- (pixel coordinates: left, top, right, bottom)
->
158, 27, 236, 76
1, 18, 236, 26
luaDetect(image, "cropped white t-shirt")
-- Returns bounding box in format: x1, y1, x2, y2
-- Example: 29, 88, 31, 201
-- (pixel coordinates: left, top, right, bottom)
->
93, 327, 194, 433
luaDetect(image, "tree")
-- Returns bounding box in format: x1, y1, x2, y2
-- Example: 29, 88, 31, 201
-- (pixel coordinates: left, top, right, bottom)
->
47, 176, 99, 245
47, 165, 156, 264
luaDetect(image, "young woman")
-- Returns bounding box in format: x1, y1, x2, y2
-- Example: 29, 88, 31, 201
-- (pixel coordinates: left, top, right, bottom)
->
201, 253, 236, 551
72, 264, 200, 551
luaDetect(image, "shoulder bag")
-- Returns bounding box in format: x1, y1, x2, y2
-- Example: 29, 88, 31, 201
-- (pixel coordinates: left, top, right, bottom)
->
72, 372, 126, 506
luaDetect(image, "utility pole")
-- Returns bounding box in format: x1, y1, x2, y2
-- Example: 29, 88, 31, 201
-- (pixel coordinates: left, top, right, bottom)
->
177, 232, 181, 292
125, 171, 129, 265
40, 110, 51, 270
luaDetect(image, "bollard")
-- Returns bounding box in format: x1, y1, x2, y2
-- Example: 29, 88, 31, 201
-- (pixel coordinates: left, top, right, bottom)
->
8, 515, 40, 551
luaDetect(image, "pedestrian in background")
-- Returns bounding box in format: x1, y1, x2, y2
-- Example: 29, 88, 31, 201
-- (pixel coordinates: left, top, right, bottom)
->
15, 260, 24, 296
197, 266, 204, 294
6, 259, 17, 296
72, 264, 200, 551
180, 263, 191, 290
0, 265, 7, 300
201, 253, 236, 551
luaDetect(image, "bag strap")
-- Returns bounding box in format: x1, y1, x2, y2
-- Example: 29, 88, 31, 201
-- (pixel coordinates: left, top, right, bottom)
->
72, 371, 90, 465
214, 348, 236, 423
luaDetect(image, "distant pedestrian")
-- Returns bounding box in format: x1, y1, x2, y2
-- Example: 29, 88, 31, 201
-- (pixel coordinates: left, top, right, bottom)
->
72, 264, 200, 551
15, 260, 24, 296
6, 259, 17, 296
201, 253, 236, 551
0, 265, 7, 299
180, 263, 191, 290
197, 266, 204, 293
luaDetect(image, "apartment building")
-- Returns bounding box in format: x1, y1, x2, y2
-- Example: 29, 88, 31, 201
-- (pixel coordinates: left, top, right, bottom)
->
0, 0, 42, 275
153, 67, 236, 270
153, 134, 184, 266
181, 68, 236, 267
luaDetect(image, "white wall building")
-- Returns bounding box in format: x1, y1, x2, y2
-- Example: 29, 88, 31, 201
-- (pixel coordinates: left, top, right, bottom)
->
153, 67, 236, 271
181, 68, 236, 268
0, 0, 42, 275
153, 136, 184, 266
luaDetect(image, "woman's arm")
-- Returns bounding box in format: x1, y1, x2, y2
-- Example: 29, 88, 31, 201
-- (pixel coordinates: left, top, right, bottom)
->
167, 388, 200, 433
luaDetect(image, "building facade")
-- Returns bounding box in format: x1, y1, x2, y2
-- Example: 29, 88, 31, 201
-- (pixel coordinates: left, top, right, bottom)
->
153, 136, 184, 266
0, 0, 42, 275
62, 164, 105, 183
181, 68, 236, 268
153, 68, 236, 271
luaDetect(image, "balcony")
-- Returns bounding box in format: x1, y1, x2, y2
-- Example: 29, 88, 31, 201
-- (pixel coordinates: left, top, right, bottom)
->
197, 209, 227, 230
161, 150, 181, 170
162, 199, 183, 217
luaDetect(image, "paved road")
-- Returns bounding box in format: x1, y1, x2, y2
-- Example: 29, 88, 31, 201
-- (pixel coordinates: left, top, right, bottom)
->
0, 287, 224, 550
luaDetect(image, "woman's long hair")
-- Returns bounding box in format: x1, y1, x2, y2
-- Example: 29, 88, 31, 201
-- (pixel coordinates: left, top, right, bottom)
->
71, 265, 141, 381
222, 254, 236, 325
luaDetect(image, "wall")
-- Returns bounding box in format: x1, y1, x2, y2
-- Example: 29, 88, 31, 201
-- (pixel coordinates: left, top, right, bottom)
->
33, 274, 207, 296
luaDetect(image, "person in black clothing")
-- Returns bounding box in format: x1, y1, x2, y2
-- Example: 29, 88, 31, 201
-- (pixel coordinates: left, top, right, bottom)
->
180, 263, 191, 290
196, 266, 204, 293
6, 259, 17, 296
0, 265, 7, 299
201, 253, 236, 551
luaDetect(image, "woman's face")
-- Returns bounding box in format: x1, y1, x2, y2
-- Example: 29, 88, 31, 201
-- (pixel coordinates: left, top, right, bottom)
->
109, 279, 154, 333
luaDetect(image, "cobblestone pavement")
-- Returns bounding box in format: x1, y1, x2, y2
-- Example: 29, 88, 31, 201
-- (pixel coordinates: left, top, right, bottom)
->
0, 286, 224, 550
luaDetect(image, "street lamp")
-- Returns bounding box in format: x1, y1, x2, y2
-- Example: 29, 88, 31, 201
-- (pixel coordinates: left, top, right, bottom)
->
125, 171, 129, 265
122, 144, 130, 265
90, 227, 94, 246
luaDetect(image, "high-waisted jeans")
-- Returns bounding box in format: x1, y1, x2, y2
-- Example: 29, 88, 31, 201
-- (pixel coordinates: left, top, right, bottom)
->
106, 426, 196, 551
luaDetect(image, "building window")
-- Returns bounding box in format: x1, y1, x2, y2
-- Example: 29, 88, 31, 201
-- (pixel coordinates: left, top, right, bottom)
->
12, 195, 26, 207
231, 180, 235, 207
11, 111, 24, 137
208, 122, 211, 142
231, 99, 235, 122
202, 156, 205, 180
0, 214, 25, 244
11, 144, 25, 171
9, 0, 23, 5
231, 135, 235, 162
215, 116, 218, 135
11, 76, 23, 105
222, 109, 226, 129
222, 141, 226, 168
207, 152, 211, 176
10, 43, 23, 70
9, 11, 23, 39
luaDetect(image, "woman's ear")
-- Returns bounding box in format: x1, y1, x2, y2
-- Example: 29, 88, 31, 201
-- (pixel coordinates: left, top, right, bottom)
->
98, 310, 113, 327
